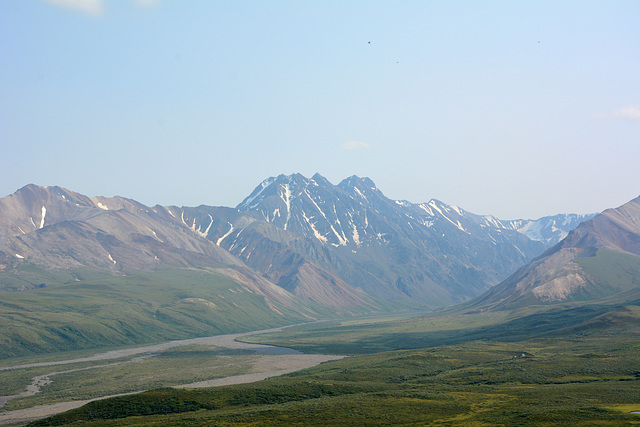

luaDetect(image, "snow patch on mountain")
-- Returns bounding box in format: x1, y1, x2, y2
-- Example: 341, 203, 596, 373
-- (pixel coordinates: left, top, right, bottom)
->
451, 205, 464, 215
351, 223, 361, 247
418, 204, 434, 216
149, 229, 164, 243
216, 222, 234, 246
238, 177, 276, 210
517, 220, 544, 242
203, 214, 214, 237
282, 184, 291, 230
428, 200, 467, 233
302, 211, 328, 243
40, 206, 46, 229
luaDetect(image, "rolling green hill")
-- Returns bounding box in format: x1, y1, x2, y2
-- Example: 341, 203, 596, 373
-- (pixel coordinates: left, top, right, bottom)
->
576, 248, 640, 296
0, 268, 319, 359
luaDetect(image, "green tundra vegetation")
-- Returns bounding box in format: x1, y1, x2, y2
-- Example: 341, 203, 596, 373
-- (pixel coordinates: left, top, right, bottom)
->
1, 345, 261, 412
0, 268, 314, 359
576, 248, 640, 297
26, 298, 640, 426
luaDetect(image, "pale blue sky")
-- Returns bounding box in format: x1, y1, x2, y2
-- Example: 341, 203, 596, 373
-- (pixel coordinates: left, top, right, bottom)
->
1, 0, 639, 219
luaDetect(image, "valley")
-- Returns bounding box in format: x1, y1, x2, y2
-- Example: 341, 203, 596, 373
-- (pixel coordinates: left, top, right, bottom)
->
0, 325, 343, 425
4, 0, 638, 424
0, 178, 592, 360
1, 179, 639, 425
20, 307, 640, 426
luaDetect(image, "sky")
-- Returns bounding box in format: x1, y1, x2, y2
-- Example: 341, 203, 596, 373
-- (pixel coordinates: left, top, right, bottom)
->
1, 0, 639, 219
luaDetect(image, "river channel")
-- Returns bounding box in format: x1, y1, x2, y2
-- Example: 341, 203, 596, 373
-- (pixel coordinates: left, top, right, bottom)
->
0, 325, 344, 426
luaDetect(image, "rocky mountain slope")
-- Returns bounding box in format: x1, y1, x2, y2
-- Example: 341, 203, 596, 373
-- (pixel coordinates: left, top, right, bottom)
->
0, 180, 601, 357
0, 185, 319, 320
0, 178, 593, 310
182, 173, 589, 307
465, 195, 640, 311
0, 185, 250, 272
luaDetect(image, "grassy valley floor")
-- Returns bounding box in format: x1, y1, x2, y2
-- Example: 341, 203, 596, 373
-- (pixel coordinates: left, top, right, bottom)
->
26, 335, 640, 426
25, 304, 640, 426
0, 327, 343, 425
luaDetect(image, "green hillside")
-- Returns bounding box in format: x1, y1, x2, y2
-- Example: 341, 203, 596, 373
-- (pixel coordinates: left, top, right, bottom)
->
240, 297, 640, 355
576, 248, 640, 297
0, 269, 309, 359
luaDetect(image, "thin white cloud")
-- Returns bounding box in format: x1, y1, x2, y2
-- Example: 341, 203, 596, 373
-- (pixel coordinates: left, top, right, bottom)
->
43, 0, 103, 17
134, 0, 160, 8
612, 106, 640, 123
341, 140, 372, 151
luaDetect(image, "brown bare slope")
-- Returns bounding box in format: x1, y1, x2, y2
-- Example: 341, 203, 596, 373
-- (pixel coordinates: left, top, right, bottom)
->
465, 195, 640, 311
0, 186, 306, 314
0, 185, 366, 315
0, 185, 243, 273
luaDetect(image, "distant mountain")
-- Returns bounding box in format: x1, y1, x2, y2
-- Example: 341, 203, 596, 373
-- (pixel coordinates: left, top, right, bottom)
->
0, 180, 598, 358
191, 173, 585, 307
0, 178, 594, 310
465, 195, 640, 311
485, 213, 596, 247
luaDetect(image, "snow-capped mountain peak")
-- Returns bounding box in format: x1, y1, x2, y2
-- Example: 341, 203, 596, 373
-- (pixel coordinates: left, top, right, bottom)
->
236, 174, 594, 250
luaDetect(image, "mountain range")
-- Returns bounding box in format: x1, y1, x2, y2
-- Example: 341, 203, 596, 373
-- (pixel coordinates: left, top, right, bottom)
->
10, 174, 640, 358
4, 176, 640, 424
226, 173, 592, 307
0, 175, 593, 310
